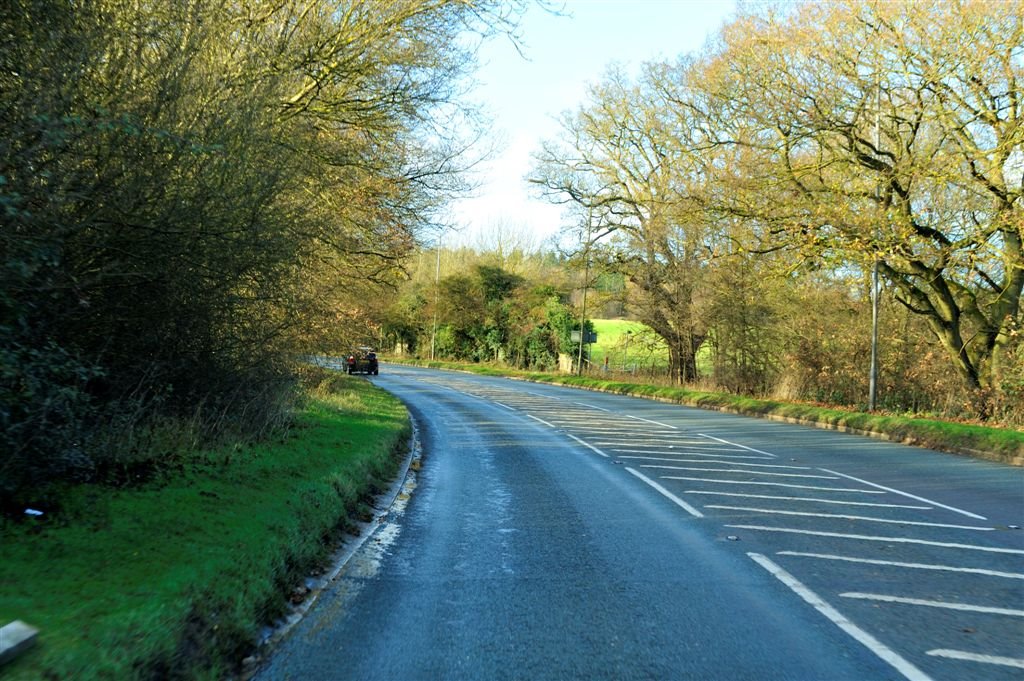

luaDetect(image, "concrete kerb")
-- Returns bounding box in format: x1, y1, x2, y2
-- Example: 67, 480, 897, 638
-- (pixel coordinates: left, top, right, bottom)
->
239, 418, 423, 678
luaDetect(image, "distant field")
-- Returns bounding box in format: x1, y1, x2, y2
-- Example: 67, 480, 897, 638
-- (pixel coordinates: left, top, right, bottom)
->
589, 319, 668, 370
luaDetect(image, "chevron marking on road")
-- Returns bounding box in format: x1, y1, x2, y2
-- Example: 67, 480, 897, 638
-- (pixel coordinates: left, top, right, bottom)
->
707, 506, 994, 531
748, 553, 932, 681
625, 468, 703, 518
662, 477, 884, 493
643, 465, 836, 479
818, 469, 987, 520
777, 551, 1024, 579
729, 525, 1024, 554
927, 649, 1024, 669
686, 491, 931, 510
841, 592, 1024, 616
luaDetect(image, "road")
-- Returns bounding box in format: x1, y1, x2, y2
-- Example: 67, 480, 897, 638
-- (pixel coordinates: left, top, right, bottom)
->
254, 364, 1024, 680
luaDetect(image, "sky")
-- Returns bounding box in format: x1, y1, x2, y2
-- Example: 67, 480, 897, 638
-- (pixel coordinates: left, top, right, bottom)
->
447, 0, 738, 248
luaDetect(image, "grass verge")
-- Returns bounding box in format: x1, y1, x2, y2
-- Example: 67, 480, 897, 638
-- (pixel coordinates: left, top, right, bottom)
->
0, 372, 410, 681
390, 358, 1023, 465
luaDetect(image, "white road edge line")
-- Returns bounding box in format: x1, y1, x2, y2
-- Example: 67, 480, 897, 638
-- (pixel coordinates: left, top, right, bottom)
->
566, 433, 609, 458
776, 551, 1024, 579
747, 553, 932, 681
729, 525, 1024, 554
841, 592, 1024, 617
698, 433, 777, 458
527, 414, 556, 428
927, 649, 1024, 669
627, 414, 678, 429
818, 468, 987, 520
625, 468, 703, 518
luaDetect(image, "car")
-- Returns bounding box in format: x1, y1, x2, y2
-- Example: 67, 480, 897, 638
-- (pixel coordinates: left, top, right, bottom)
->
346, 349, 379, 375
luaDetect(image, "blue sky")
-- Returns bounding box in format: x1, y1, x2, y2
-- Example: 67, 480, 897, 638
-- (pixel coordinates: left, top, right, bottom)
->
448, 0, 738, 247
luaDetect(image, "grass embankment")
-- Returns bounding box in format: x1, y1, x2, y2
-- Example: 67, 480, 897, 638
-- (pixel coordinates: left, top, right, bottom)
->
391, 358, 1024, 465
0, 373, 410, 681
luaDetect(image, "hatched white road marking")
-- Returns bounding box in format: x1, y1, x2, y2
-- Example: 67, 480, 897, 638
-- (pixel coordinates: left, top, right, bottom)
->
627, 414, 678, 429
748, 553, 932, 681
625, 468, 703, 518
527, 414, 556, 428
819, 469, 986, 520
623, 457, 811, 470
663, 477, 884, 493
684, 491, 930, 510
644, 465, 836, 479
706, 506, 994, 531
698, 433, 777, 458
777, 551, 1024, 579
728, 525, 1024, 554
927, 650, 1024, 669
566, 433, 609, 458
841, 592, 1024, 617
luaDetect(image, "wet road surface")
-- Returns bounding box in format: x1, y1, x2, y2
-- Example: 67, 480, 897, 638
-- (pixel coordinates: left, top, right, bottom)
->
254, 365, 1024, 681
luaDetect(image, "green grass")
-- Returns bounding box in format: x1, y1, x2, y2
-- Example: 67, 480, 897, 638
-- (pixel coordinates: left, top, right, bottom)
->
589, 319, 668, 368
0, 373, 410, 681
387, 358, 1024, 465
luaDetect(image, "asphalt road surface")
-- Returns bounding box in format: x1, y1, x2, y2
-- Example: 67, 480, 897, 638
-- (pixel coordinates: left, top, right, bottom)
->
254, 364, 1024, 681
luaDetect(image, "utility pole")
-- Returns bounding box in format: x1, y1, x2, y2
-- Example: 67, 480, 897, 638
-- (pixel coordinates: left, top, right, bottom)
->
430, 241, 441, 361
577, 213, 593, 376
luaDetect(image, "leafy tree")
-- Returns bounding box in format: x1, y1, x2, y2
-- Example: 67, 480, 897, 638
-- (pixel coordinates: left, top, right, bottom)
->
701, 0, 1023, 410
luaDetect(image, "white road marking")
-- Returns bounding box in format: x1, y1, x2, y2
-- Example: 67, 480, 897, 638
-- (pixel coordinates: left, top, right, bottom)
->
777, 551, 1024, 579
622, 457, 812, 470
819, 468, 987, 520
728, 525, 1024, 554
685, 491, 931, 510
625, 468, 704, 518
627, 414, 678, 429
698, 433, 777, 458
527, 414, 556, 428
927, 649, 1024, 669
706, 506, 994, 531
841, 592, 1024, 617
493, 401, 515, 410
748, 553, 932, 681
596, 440, 734, 447
566, 433, 609, 458
663, 477, 884, 493
572, 401, 611, 412
609, 448, 770, 459
644, 465, 836, 479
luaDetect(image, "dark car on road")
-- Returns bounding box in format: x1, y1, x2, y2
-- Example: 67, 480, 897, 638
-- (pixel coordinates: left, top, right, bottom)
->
346, 349, 378, 375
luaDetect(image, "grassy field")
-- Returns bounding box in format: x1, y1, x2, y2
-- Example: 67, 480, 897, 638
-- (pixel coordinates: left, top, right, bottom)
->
0, 372, 410, 681
589, 319, 669, 369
